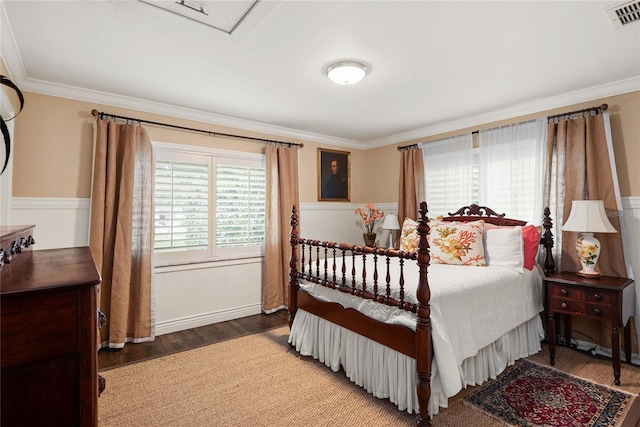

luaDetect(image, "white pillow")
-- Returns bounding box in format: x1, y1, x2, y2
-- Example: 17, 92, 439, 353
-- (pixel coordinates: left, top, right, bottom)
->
484, 226, 524, 272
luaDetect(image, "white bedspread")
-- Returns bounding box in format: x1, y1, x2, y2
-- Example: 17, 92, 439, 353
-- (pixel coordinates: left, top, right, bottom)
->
294, 258, 544, 403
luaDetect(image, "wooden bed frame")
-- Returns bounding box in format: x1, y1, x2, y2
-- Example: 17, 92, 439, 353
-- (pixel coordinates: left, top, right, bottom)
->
288, 202, 555, 426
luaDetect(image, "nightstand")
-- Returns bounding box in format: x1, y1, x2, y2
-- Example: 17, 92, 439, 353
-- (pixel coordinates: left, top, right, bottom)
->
545, 272, 635, 385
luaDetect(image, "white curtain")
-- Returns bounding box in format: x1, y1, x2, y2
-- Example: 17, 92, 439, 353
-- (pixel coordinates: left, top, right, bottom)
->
479, 118, 547, 224
420, 134, 473, 218
602, 113, 634, 280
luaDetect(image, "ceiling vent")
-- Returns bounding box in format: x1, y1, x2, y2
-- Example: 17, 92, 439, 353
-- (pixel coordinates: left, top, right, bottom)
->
606, 1, 640, 28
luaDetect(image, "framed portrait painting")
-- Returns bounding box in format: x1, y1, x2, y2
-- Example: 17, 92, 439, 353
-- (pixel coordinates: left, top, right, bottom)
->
318, 148, 350, 201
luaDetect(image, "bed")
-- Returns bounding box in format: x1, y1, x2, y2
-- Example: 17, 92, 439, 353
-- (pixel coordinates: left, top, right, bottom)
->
287, 203, 556, 426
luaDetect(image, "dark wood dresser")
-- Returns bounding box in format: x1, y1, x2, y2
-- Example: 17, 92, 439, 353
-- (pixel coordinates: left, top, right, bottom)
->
1, 226, 102, 427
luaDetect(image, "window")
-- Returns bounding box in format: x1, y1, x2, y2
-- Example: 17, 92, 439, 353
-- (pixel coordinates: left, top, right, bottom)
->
421, 118, 546, 224
421, 134, 474, 218
153, 142, 266, 265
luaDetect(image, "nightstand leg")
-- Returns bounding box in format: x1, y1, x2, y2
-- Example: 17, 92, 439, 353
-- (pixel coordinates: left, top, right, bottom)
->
612, 326, 621, 386
624, 322, 631, 363
564, 315, 572, 347
548, 313, 556, 365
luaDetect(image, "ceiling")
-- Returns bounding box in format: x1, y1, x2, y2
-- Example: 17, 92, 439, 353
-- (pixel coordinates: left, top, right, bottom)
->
1, 1, 639, 148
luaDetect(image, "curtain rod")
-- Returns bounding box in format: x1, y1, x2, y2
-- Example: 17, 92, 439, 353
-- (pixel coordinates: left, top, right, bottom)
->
397, 143, 418, 151
397, 103, 610, 150
90, 109, 304, 148
546, 103, 608, 122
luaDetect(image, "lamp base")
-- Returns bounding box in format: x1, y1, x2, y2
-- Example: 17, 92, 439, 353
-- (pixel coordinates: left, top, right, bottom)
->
576, 232, 601, 279
577, 269, 601, 278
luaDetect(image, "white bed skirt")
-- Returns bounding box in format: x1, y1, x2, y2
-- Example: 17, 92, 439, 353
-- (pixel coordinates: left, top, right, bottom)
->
288, 309, 545, 416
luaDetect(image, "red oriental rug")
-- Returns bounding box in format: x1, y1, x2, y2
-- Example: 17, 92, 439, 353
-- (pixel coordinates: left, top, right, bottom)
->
463, 360, 639, 427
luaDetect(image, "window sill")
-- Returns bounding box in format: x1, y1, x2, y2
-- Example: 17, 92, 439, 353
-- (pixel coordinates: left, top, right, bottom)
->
154, 255, 264, 272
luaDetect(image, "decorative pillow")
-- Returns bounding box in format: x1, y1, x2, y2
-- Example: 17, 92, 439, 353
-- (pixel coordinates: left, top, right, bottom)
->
399, 218, 419, 253
522, 225, 540, 270
484, 226, 524, 272
485, 223, 540, 270
427, 220, 486, 266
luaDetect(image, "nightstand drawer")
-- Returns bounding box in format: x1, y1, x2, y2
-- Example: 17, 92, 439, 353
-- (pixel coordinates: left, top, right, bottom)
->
551, 296, 611, 318
548, 285, 612, 304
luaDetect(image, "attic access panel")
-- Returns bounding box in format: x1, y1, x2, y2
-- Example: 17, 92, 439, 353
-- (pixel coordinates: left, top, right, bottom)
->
139, 0, 260, 34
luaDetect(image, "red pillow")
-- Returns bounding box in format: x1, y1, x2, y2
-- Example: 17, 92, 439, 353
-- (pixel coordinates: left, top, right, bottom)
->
484, 224, 539, 270
521, 225, 540, 270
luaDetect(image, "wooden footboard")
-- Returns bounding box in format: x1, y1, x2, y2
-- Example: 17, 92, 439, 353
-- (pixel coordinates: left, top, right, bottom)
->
288, 203, 555, 427
288, 202, 433, 426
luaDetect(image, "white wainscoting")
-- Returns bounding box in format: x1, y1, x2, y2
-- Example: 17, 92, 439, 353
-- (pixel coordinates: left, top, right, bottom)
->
11, 197, 91, 249
154, 259, 264, 335
299, 202, 398, 248
10, 198, 639, 336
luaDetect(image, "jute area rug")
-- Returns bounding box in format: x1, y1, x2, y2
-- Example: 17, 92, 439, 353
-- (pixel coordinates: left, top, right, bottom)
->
99, 327, 640, 427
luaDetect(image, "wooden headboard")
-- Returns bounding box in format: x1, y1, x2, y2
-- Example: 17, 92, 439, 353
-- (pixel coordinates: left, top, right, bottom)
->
442, 204, 527, 227
440, 204, 555, 276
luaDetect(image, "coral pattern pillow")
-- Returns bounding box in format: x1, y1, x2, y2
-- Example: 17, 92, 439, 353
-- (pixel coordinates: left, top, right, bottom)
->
428, 220, 486, 266
399, 218, 419, 253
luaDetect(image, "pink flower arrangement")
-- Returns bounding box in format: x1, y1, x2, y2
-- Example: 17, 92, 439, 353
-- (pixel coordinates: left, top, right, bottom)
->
355, 203, 385, 234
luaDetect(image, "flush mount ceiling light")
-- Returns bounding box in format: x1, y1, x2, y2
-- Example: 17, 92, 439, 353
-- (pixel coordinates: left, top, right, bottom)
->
326, 61, 368, 85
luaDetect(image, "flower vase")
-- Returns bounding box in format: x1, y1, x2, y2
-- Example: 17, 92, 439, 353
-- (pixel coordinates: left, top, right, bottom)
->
363, 232, 376, 247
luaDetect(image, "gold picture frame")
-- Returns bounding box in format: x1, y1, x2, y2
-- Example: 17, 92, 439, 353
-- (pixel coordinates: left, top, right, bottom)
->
318, 148, 350, 201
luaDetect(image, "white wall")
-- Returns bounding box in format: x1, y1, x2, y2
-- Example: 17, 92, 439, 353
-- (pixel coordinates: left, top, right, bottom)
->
9, 197, 639, 336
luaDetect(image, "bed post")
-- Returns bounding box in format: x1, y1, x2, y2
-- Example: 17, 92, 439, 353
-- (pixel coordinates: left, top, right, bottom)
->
415, 201, 431, 427
541, 207, 556, 276
288, 205, 300, 329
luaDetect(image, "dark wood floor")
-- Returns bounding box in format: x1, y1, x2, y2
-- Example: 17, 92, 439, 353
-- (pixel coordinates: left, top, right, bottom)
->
98, 310, 289, 371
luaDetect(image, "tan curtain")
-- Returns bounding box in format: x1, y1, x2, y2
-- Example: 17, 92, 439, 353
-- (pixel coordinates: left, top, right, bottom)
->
263, 144, 299, 313
544, 112, 634, 353
397, 147, 425, 222
547, 115, 627, 277
89, 119, 154, 348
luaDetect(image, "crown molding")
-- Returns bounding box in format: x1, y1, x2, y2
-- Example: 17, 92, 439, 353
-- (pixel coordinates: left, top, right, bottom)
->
366, 76, 640, 149
20, 76, 368, 150
0, 2, 26, 81
2, 1, 637, 152
0, 3, 365, 151
16, 73, 636, 152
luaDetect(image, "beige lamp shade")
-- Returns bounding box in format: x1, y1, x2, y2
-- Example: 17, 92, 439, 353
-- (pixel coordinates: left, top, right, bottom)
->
561, 200, 617, 233
382, 214, 400, 231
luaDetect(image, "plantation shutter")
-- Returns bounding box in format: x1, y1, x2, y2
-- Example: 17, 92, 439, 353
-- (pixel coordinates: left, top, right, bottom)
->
154, 159, 209, 252
216, 164, 266, 247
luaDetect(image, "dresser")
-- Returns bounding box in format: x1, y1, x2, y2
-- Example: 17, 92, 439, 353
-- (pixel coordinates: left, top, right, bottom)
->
0, 225, 36, 267
1, 227, 102, 427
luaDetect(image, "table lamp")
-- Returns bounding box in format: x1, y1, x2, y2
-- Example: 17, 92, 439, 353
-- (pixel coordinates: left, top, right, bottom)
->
382, 214, 400, 249
561, 200, 617, 277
